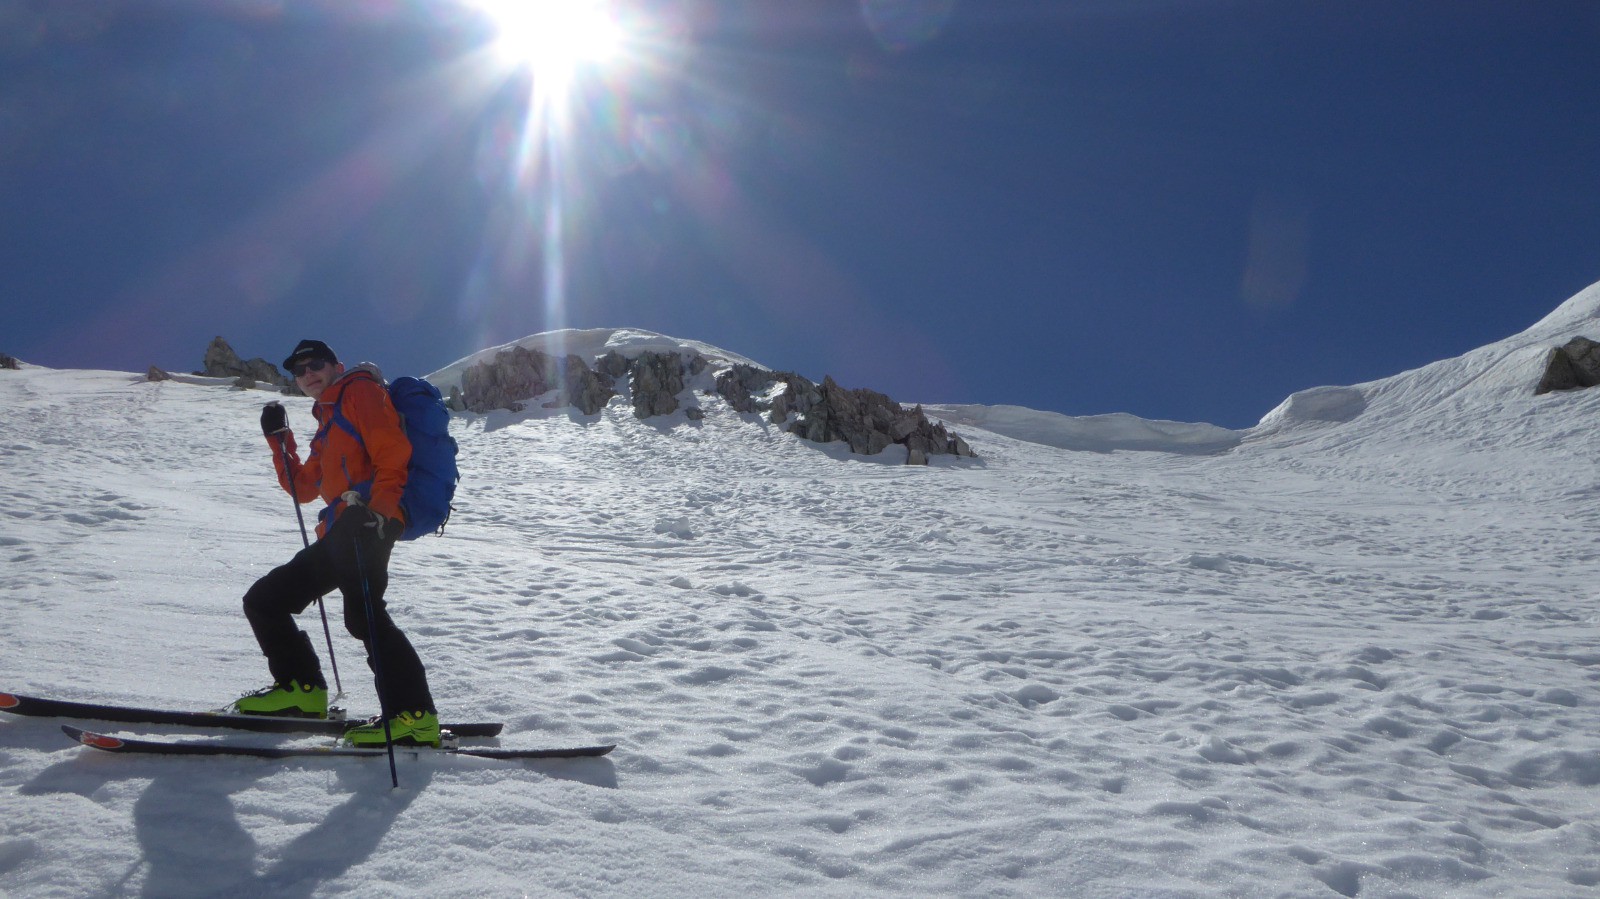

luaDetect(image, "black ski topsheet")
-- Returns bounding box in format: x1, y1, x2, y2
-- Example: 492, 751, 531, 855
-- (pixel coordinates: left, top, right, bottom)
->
62, 726, 615, 760
0, 691, 502, 738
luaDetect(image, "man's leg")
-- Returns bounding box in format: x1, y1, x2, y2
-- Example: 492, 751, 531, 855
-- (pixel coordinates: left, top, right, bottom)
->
325, 513, 436, 716
242, 542, 336, 691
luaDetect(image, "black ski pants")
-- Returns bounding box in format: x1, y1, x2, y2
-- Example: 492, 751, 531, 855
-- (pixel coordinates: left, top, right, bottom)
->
242, 509, 434, 715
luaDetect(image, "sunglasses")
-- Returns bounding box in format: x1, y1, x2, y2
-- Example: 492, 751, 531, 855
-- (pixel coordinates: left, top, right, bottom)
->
291, 358, 332, 378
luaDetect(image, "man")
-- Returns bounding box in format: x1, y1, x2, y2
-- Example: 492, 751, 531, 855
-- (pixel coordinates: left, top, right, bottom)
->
234, 338, 439, 747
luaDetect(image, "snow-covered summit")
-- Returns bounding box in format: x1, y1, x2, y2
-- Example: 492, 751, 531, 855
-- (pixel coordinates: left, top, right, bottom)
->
425, 328, 763, 395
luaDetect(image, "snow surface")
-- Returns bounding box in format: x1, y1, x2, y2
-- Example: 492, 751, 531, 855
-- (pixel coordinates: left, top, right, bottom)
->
2, 284, 1599, 897
919, 405, 1243, 456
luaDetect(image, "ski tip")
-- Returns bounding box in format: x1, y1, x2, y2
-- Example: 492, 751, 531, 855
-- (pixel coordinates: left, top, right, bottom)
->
0, 692, 18, 710
61, 725, 124, 750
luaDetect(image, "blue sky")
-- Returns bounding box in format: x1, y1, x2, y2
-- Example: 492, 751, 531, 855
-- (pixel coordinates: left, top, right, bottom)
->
3, 0, 1598, 428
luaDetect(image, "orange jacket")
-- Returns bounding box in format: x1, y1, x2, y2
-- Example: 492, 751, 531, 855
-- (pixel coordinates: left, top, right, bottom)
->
267, 370, 410, 538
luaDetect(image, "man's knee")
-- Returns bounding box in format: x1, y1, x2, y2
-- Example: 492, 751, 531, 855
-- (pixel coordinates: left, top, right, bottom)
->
243, 579, 274, 622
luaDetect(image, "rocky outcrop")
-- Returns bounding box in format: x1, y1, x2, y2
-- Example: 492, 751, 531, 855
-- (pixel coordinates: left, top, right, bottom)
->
0, 352, 19, 370
715, 365, 819, 420
565, 359, 617, 415
146, 366, 171, 382
197, 337, 290, 389
630, 351, 692, 419
714, 365, 776, 414
458, 346, 616, 415
795, 376, 974, 463
1535, 336, 1600, 395
455, 348, 975, 462
713, 364, 975, 463
597, 350, 631, 381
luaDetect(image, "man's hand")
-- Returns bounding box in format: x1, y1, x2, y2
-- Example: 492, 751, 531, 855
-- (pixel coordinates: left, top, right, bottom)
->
261, 402, 288, 436
342, 491, 403, 542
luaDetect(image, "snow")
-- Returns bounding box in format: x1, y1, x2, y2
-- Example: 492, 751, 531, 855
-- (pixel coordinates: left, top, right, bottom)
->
920, 405, 1242, 455
2, 284, 1599, 897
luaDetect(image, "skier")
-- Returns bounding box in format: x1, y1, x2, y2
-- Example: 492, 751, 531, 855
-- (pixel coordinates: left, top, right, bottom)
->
232, 338, 440, 747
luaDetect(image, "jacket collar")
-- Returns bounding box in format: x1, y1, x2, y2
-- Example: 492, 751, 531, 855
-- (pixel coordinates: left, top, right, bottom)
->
313, 369, 379, 417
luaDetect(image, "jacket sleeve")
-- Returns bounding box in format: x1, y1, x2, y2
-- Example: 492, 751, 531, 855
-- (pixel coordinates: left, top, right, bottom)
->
267, 431, 321, 503
343, 379, 411, 522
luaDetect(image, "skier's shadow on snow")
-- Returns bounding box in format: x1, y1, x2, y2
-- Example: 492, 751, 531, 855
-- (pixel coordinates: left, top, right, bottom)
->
137, 761, 433, 899
128, 757, 616, 898
23, 751, 430, 899
24, 744, 617, 897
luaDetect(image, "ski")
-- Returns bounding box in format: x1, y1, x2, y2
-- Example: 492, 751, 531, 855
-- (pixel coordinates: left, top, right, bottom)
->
62, 726, 615, 760
0, 691, 502, 738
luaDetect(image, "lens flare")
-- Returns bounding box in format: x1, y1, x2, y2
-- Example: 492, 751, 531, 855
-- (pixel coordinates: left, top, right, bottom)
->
472, 0, 620, 87
462, 0, 628, 338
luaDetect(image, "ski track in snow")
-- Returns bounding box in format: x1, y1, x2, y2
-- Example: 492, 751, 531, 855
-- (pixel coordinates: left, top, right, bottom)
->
2, 296, 1600, 897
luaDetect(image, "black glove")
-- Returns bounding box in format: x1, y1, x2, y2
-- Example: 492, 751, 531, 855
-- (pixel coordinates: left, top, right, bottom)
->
261, 402, 288, 436
343, 491, 403, 542
370, 509, 403, 542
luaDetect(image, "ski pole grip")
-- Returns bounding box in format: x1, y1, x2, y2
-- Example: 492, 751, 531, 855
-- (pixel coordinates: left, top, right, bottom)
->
261, 402, 289, 436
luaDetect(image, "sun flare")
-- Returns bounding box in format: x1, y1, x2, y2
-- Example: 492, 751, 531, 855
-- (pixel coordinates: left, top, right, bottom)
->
459, 0, 640, 340
472, 0, 621, 82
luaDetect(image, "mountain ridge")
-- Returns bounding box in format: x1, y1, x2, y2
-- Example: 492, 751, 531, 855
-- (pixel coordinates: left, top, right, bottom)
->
6, 282, 1597, 462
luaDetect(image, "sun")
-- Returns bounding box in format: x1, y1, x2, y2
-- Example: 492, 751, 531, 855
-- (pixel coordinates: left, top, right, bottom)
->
470, 0, 622, 83
456, 0, 640, 340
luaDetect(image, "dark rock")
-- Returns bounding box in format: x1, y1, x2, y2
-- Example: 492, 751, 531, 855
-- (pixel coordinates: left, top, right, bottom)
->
1535, 336, 1600, 395
597, 350, 631, 380
564, 354, 617, 415
200, 337, 290, 388
715, 365, 781, 413
461, 346, 546, 412
790, 377, 895, 455
712, 364, 973, 461
715, 365, 821, 419
1, 352, 20, 370
630, 350, 691, 419
459, 346, 617, 414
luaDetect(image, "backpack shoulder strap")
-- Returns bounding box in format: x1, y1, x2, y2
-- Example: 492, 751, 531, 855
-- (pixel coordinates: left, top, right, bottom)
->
320, 371, 382, 448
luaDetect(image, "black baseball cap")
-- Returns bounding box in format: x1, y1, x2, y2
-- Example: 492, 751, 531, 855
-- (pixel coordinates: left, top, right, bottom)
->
282, 339, 339, 372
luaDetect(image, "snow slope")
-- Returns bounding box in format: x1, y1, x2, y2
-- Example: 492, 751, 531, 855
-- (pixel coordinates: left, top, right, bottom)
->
1, 285, 1598, 898
919, 405, 1242, 455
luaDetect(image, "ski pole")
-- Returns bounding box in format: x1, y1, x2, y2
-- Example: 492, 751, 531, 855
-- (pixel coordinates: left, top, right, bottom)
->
276, 435, 343, 699
352, 532, 399, 789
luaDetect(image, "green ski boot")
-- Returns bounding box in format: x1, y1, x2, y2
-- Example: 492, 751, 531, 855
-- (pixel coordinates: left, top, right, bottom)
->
344, 710, 441, 747
231, 680, 329, 718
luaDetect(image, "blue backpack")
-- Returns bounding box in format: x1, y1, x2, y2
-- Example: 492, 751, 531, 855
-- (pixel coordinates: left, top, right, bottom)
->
324, 373, 459, 540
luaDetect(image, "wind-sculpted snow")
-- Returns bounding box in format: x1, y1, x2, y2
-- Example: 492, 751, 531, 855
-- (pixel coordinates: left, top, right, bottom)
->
922, 404, 1243, 455
1, 287, 1599, 896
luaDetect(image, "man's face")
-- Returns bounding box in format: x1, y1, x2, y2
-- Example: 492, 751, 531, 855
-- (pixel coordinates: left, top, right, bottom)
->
294, 358, 344, 400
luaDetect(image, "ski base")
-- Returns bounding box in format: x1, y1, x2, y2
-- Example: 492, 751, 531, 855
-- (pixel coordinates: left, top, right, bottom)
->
1, 691, 502, 738
63, 726, 615, 760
